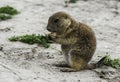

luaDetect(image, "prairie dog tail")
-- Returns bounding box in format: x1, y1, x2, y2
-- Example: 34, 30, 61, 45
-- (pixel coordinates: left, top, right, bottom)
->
85, 56, 106, 70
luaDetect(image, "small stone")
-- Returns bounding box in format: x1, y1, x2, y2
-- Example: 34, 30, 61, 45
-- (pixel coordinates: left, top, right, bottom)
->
47, 55, 54, 59
0, 47, 3, 51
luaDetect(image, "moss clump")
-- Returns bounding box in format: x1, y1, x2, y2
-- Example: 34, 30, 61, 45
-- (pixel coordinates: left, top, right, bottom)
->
0, 14, 12, 20
9, 34, 52, 48
69, 0, 78, 3
0, 5, 19, 20
0, 5, 19, 15
104, 55, 120, 68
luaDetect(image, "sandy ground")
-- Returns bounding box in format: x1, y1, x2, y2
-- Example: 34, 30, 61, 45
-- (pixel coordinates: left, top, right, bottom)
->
0, 0, 120, 82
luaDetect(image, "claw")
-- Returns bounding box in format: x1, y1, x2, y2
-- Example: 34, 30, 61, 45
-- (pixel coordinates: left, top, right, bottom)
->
60, 68, 77, 72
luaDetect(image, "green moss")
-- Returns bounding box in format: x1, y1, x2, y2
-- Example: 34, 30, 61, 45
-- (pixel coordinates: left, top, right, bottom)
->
0, 5, 19, 15
0, 5, 19, 20
0, 14, 12, 20
69, 0, 78, 3
9, 34, 52, 48
103, 55, 120, 68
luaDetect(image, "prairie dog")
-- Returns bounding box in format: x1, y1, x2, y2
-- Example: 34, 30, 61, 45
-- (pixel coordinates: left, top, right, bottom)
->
47, 12, 105, 72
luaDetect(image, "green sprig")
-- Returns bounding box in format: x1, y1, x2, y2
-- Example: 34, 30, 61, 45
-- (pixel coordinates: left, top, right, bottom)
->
0, 14, 12, 20
9, 34, 52, 48
0, 5, 19, 15
69, 0, 78, 3
104, 55, 120, 68
0, 5, 19, 20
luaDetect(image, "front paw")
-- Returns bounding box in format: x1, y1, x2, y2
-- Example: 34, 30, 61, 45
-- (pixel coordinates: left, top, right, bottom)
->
48, 33, 57, 41
53, 63, 69, 67
60, 68, 77, 72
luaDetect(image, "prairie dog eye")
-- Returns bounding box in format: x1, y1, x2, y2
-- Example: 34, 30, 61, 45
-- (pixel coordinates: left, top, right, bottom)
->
65, 16, 67, 19
54, 19, 59, 23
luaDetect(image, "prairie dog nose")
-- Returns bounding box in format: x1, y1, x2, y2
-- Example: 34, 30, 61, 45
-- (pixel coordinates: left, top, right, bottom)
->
47, 27, 57, 32
47, 26, 51, 31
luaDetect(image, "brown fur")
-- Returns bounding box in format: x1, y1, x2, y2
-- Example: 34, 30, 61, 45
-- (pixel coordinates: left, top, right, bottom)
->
47, 12, 104, 72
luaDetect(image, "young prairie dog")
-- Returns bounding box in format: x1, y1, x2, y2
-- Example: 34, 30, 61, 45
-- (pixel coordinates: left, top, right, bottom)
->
47, 12, 105, 72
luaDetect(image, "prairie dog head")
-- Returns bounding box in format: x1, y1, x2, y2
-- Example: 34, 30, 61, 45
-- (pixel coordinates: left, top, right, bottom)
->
47, 12, 73, 36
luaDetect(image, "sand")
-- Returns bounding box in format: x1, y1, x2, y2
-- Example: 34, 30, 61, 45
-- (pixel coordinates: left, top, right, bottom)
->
0, 0, 120, 82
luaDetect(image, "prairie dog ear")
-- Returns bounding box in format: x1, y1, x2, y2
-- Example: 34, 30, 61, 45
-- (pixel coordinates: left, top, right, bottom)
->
64, 18, 71, 30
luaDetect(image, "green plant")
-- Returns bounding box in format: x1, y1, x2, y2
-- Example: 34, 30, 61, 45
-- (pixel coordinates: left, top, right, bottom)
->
0, 14, 12, 20
0, 5, 19, 15
69, 0, 78, 3
103, 55, 120, 68
9, 34, 52, 48
0, 5, 19, 20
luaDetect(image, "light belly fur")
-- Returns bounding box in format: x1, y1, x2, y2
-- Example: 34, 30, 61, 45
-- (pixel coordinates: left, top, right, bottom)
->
64, 49, 72, 66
